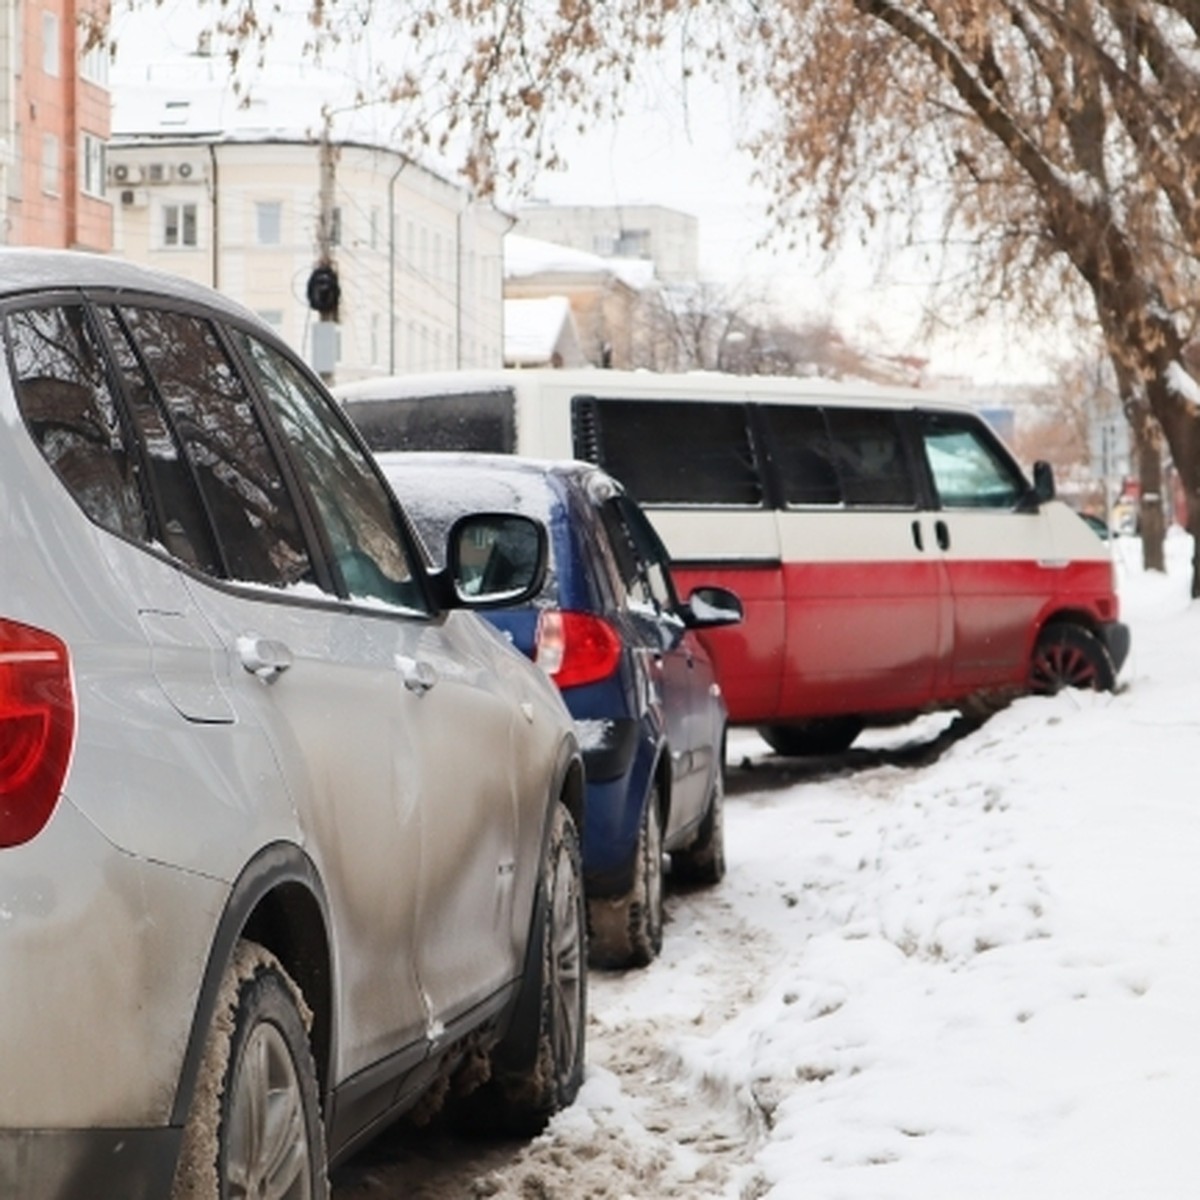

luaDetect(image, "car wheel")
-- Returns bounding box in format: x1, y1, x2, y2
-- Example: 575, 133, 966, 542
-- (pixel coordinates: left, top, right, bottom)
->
589, 785, 665, 969
671, 758, 726, 887
1030, 624, 1116, 693
171, 941, 328, 1200
465, 802, 586, 1137
758, 717, 864, 757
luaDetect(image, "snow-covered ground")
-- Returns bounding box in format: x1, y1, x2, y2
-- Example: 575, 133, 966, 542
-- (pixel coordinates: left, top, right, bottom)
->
335, 530, 1200, 1200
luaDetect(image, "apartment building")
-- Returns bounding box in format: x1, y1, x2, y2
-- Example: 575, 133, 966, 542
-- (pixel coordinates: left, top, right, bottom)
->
108, 61, 509, 382
0, 0, 111, 248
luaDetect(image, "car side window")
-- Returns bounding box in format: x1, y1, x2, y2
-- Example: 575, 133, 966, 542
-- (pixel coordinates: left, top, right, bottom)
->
824, 408, 916, 508
235, 331, 427, 612
95, 306, 222, 573
597, 496, 678, 616
920, 414, 1025, 509
7, 304, 148, 542
116, 305, 316, 589
573, 398, 764, 507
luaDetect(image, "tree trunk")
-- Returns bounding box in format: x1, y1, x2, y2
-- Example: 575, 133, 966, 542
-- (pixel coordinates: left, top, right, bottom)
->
1125, 400, 1166, 573
1144, 375, 1200, 597
1137, 435, 1166, 573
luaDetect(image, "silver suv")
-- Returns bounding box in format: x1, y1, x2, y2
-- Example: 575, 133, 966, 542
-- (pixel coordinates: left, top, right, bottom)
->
0, 250, 586, 1198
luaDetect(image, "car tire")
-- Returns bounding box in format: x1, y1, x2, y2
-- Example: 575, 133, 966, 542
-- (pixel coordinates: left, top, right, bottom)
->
671, 759, 726, 887
758, 717, 864, 757
461, 802, 586, 1137
1030, 624, 1116, 693
588, 785, 665, 969
171, 940, 328, 1200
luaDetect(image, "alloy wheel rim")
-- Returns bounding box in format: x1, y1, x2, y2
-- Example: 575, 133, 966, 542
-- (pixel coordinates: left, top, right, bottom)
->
549, 841, 584, 1082
226, 1022, 312, 1200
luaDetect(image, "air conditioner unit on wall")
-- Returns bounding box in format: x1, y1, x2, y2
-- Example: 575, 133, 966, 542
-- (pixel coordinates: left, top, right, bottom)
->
120, 189, 150, 208
110, 162, 143, 185
145, 163, 173, 184
177, 161, 197, 180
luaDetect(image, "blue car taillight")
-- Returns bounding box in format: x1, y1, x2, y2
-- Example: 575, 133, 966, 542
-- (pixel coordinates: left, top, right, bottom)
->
535, 610, 622, 690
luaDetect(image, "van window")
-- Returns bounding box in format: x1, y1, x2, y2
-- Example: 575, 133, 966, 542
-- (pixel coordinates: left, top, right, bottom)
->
920, 414, 1024, 509
759, 404, 841, 506
346, 389, 515, 453
7, 304, 148, 542
573, 398, 763, 507
824, 408, 916, 508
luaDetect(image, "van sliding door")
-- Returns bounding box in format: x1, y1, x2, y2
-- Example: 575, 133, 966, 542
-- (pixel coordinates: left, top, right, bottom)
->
763, 404, 948, 717
571, 396, 783, 723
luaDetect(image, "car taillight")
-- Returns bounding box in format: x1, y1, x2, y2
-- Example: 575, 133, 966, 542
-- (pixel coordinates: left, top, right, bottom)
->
535, 610, 622, 690
0, 619, 75, 848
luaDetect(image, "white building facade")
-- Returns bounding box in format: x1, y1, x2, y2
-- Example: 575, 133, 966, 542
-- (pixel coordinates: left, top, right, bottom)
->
516, 202, 699, 286
109, 135, 508, 384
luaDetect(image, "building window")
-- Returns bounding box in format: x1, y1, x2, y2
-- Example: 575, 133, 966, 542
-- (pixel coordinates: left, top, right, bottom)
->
41, 135, 60, 195
256, 201, 283, 245
80, 133, 106, 198
41, 11, 59, 77
163, 202, 198, 247
79, 38, 108, 86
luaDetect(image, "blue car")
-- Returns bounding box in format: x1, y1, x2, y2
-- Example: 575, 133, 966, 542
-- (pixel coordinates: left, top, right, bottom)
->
380, 453, 743, 968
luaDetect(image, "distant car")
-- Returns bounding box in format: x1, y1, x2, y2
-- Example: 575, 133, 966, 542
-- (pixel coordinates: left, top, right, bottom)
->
379, 453, 744, 969
1077, 510, 1111, 539
0, 251, 587, 1198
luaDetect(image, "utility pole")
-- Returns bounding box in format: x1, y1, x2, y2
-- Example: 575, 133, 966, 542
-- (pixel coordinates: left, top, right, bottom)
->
307, 112, 341, 384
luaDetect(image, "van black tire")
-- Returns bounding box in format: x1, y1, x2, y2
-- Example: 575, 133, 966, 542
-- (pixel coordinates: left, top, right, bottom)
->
758, 717, 864, 757
1030, 624, 1116, 693
171, 941, 328, 1200
588, 786, 664, 969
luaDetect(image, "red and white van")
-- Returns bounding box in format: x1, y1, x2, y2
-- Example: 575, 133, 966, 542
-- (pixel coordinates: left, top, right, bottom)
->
338, 369, 1130, 754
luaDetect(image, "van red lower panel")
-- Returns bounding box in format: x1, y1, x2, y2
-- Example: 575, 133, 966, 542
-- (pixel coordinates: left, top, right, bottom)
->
671, 563, 783, 724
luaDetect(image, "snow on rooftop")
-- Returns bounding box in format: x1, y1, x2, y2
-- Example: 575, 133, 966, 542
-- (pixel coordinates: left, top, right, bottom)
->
504, 233, 659, 292
504, 296, 577, 365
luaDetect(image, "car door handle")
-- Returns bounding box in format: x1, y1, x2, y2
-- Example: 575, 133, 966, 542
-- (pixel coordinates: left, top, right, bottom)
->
396, 654, 438, 695
236, 634, 293, 683
911, 520, 924, 551
935, 520, 951, 550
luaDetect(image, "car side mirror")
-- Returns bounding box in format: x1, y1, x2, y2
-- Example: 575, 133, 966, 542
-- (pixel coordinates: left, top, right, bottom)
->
443, 512, 548, 608
1032, 460, 1056, 504
683, 585, 743, 629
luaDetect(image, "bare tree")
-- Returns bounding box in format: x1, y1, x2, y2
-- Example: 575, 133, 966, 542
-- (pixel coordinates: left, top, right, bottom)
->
183, 0, 1200, 590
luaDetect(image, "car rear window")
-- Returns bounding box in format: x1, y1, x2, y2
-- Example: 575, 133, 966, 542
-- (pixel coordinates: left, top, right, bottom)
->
7, 304, 149, 542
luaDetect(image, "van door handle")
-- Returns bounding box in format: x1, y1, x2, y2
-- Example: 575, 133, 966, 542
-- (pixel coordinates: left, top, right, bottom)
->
911, 520, 924, 551
237, 635, 293, 683
935, 520, 951, 550
396, 654, 438, 695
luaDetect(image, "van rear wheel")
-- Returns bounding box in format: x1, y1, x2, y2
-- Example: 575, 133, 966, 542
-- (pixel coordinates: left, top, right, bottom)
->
758, 718, 864, 757
1030, 625, 1115, 693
